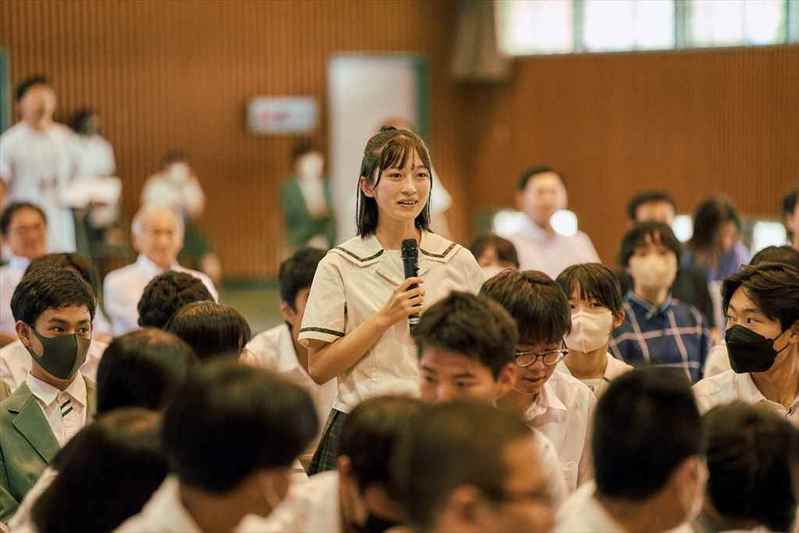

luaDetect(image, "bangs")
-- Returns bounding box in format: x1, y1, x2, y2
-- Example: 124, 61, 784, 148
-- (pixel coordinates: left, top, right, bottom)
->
378, 134, 431, 174
557, 264, 623, 314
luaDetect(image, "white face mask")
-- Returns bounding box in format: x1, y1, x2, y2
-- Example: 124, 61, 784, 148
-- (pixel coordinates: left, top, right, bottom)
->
565, 309, 614, 353
629, 254, 677, 291
297, 152, 324, 179
167, 162, 191, 183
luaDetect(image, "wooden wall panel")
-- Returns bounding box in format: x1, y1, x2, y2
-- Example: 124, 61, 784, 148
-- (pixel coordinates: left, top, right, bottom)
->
461, 45, 799, 263
0, 0, 467, 279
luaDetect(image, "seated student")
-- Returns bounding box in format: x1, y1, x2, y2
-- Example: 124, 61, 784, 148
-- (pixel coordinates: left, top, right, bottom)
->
703, 245, 799, 378
0, 202, 48, 344
393, 400, 556, 533
692, 402, 798, 533
413, 291, 568, 505
611, 222, 710, 383
8, 328, 196, 532
103, 206, 218, 335
20, 409, 168, 533
555, 264, 632, 397
115, 361, 318, 533
244, 247, 337, 450
137, 270, 214, 330
555, 368, 707, 533
469, 233, 520, 278
165, 301, 251, 362
481, 270, 596, 492
238, 396, 422, 533
0, 253, 111, 392
0, 267, 97, 522
623, 191, 716, 335
693, 262, 799, 421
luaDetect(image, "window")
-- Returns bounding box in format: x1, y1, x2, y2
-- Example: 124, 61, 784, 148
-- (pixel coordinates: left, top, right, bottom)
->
686, 0, 785, 47
583, 0, 675, 51
498, 0, 574, 55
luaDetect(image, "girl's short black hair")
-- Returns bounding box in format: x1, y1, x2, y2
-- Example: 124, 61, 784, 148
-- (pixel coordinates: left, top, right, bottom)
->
556, 263, 624, 315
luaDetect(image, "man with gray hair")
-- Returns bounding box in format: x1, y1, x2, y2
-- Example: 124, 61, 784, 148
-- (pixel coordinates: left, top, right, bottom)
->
103, 206, 217, 334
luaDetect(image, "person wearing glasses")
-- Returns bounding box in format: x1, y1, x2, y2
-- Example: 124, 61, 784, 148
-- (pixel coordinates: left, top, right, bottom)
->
481, 270, 596, 493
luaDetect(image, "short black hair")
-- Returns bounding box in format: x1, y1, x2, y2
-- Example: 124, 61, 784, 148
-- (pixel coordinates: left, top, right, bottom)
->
469, 233, 520, 268
137, 271, 214, 329
704, 402, 798, 532
0, 201, 47, 237
160, 149, 189, 168
393, 400, 531, 531
516, 164, 565, 192
68, 107, 95, 135
291, 137, 317, 163
689, 197, 742, 251
279, 247, 326, 309
593, 368, 703, 500
338, 396, 423, 496
27, 253, 100, 297
356, 127, 432, 237
750, 245, 799, 269
626, 190, 677, 222
162, 361, 318, 493
165, 301, 251, 362
11, 266, 96, 325
32, 408, 167, 533
556, 263, 624, 315
480, 269, 571, 346
782, 190, 797, 217
618, 221, 683, 268
722, 262, 799, 331
96, 329, 198, 415
15, 75, 50, 102
413, 291, 518, 378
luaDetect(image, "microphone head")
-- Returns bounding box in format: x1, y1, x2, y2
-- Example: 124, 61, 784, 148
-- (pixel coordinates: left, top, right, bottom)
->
401, 239, 418, 258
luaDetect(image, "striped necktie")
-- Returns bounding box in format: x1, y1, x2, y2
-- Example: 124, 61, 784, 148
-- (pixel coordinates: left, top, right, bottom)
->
60, 394, 73, 419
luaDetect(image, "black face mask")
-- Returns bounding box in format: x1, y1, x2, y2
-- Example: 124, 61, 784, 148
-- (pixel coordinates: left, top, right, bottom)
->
23, 326, 91, 380
726, 325, 788, 374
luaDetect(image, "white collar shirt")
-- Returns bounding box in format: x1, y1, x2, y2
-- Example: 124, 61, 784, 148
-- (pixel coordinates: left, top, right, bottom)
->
0, 256, 29, 335
25, 372, 88, 447
703, 343, 731, 379
533, 428, 569, 508
555, 483, 626, 533
114, 477, 202, 533
299, 231, 485, 413
141, 172, 205, 219
0, 338, 106, 393
556, 353, 633, 398
523, 369, 597, 491
103, 254, 218, 335
509, 217, 599, 278
693, 369, 799, 423
236, 471, 340, 533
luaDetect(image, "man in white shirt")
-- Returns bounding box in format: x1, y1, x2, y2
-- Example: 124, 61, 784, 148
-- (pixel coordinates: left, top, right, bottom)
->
509, 165, 599, 278
104, 206, 217, 335
0, 266, 97, 522
0, 202, 48, 343
0, 76, 77, 253
244, 248, 336, 461
115, 361, 318, 533
482, 270, 596, 491
555, 368, 707, 533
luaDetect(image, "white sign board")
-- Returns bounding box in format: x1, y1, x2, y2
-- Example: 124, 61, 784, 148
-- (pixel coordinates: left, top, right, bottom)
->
247, 96, 318, 134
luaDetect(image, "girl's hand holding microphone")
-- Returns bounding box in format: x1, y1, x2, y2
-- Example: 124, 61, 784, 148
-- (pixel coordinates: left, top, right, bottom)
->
376, 277, 425, 329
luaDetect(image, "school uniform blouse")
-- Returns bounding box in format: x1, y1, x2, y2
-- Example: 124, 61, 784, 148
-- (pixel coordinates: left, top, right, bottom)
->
298, 231, 484, 413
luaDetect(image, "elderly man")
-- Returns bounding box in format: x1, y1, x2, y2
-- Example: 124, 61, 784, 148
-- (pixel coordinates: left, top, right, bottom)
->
104, 206, 217, 335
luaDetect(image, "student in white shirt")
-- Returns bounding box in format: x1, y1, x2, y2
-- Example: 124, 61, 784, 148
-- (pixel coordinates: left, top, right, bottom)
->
555, 368, 707, 533
299, 127, 484, 474
693, 262, 799, 421
0, 267, 97, 522
244, 247, 337, 461
103, 206, 217, 335
482, 269, 596, 491
0, 202, 48, 342
509, 166, 599, 278
115, 361, 318, 533
555, 263, 632, 397
395, 400, 556, 533
0, 76, 77, 253
238, 396, 421, 533
691, 402, 799, 533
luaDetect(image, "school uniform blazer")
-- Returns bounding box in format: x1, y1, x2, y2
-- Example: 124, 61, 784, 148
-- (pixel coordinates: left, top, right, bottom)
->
0, 378, 96, 523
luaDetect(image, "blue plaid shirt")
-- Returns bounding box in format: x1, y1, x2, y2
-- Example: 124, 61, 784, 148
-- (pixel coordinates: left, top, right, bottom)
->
610, 293, 710, 383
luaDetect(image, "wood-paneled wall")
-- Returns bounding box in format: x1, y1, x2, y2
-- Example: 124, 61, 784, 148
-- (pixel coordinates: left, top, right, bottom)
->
461, 45, 799, 263
0, 0, 467, 279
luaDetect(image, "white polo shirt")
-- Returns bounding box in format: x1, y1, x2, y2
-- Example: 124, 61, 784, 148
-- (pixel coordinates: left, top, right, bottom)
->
703, 343, 731, 378
693, 370, 799, 422
114, 477, 202, 533
523, 369, 597, 492
0, 256, 28, 336
299, 232, 484, 413
556, 353, 633, 398
26, 373, 89, 447
509, 218, 599, 279
103, 255, 218, 335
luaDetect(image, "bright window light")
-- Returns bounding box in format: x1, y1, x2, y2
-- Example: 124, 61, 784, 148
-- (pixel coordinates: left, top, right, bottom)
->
744, 0, 785, 44
752, 220, 788, 252
672, 214, 694, 243
583, 0, 674, 52
497, 0, 574, 55
687, 0, 785, 47
551, 209, 578, 237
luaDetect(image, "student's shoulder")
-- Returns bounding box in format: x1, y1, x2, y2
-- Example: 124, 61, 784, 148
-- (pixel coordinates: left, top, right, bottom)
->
103, 262, 139, 285
692, 369, 737, 398
327, 235, 384, 269
0, 122, 28, 144
670, 300, 705, 324
419, 232, 467, 264
549, 369, 596, 405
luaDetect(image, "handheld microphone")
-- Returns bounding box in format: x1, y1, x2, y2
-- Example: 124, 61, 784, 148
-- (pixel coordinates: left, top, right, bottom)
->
401, 239, 420, 333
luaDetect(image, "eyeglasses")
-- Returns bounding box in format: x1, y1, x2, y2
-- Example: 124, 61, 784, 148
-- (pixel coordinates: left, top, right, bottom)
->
514, 342, 568, 368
